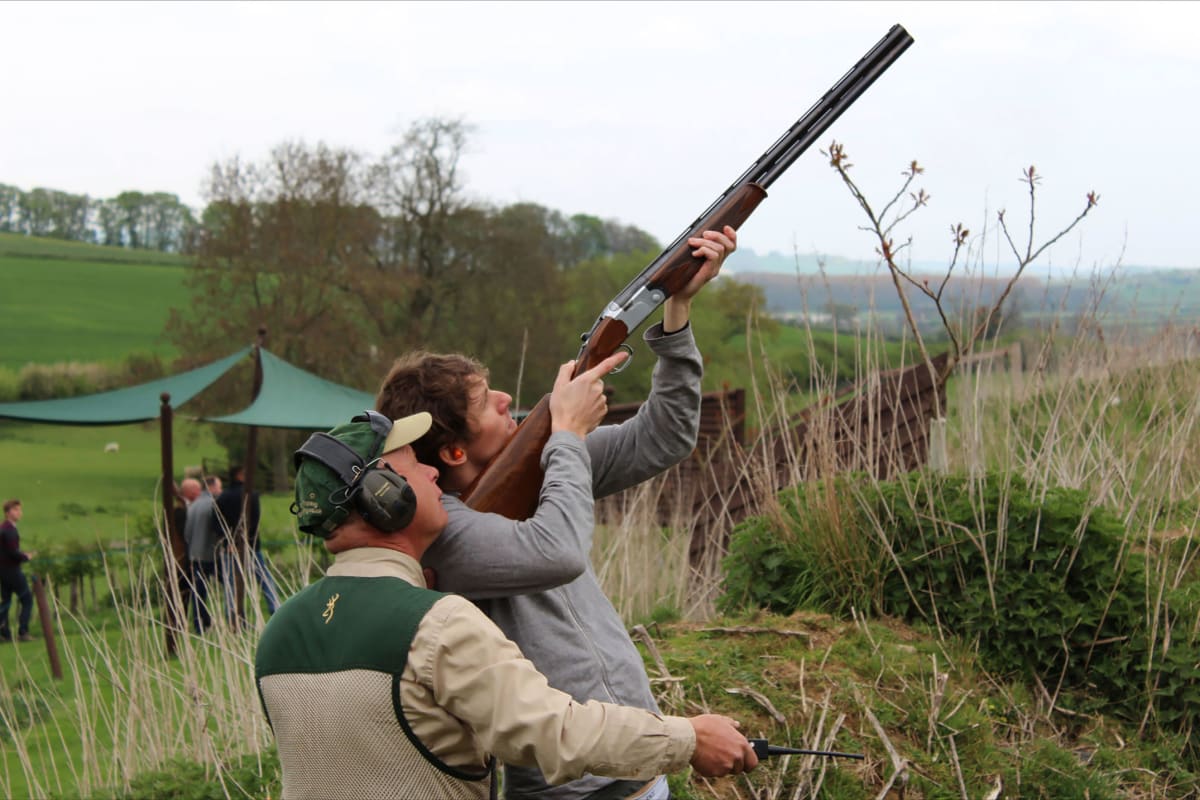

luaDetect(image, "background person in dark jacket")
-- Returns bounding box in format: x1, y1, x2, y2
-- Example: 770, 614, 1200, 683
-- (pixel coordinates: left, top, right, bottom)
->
172, 478, 202, 623
0, 499, 35, 642
216, 465, 279, 620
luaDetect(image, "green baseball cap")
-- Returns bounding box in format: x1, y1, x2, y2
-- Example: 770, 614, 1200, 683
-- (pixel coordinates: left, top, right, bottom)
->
291, 411, 432, 536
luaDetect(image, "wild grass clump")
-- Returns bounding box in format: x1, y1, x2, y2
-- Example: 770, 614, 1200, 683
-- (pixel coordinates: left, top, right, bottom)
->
717, 474, 884, 616
594, 474, 694, 624
637, 609, 1187, 799
0, 533, 315, 799
0, 681, 52, 746
4, 352, 168, 401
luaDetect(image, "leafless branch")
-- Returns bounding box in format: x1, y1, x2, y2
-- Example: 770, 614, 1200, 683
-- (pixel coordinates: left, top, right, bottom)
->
826, 142, 1099, 378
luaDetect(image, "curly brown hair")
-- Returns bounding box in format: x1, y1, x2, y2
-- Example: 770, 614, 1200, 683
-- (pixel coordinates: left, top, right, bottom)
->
375, 351, 488, 471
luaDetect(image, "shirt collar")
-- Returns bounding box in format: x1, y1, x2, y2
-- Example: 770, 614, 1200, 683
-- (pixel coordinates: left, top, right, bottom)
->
327, 546, 426, 586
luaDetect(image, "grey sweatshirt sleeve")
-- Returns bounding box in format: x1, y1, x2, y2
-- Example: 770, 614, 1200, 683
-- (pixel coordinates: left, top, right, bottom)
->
587, 321, 704, 499
421, 431, 596, 599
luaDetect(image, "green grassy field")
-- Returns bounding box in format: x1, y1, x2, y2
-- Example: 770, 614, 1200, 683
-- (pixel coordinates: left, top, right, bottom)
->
729, 322, 916, 379
0, 419, 298, 550
0, 234, 189, 370
0, 418, 215, 546
0, 235, 301, 552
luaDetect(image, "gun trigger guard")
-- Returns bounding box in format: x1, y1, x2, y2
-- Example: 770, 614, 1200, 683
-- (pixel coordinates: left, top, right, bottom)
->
610, 345, 634, 374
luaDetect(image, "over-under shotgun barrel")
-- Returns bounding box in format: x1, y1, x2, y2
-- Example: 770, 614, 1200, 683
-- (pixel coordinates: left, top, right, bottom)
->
463, 25, 914, 520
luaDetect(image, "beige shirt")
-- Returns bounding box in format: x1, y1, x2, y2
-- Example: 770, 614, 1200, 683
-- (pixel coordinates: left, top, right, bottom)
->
326, 547, 696, 785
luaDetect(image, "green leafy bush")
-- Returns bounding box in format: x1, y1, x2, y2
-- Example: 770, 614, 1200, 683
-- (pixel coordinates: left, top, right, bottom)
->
720, 471, 1200, 744
17, 361, 108, 399
719, 475, 886, 616
876, 475, 1148, 713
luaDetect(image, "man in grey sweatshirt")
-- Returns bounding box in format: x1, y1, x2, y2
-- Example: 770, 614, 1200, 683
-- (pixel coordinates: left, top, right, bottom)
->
375, 225, 736, 800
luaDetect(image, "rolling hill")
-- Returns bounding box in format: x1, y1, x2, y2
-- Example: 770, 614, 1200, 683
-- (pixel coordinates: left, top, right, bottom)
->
0, 233, 190, 369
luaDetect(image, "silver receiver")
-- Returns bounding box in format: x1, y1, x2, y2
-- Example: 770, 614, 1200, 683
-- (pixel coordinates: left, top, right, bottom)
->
604, 285, 665, 332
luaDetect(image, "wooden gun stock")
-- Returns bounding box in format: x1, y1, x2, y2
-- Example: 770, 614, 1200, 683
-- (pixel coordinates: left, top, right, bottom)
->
460, 393, 551, 519
462, 25, 914, 520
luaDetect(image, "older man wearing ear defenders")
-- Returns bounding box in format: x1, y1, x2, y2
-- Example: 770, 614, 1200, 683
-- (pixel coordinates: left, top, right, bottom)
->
255, 408, 757, 800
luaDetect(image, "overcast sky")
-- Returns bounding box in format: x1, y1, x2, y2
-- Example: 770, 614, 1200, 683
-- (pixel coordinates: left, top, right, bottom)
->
3, 1, 1198, 271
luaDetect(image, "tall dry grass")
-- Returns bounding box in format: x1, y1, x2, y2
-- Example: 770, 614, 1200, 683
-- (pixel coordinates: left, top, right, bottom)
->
0, 533, 320, 798
3, 269, 1197, 797
592, 300, 929, 623
589, 267, 1200, 796
592, 265, 1199, 709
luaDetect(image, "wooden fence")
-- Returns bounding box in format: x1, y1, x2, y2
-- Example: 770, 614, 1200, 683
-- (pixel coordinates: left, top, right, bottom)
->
598, 352, 950, 575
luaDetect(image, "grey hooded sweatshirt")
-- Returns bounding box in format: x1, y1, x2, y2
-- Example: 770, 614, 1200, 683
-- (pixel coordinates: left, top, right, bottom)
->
422, 322, 702, 800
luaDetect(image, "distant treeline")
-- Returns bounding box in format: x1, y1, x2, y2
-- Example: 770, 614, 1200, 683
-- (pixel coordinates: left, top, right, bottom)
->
0, 184, 197, 252
735, 267, 1200, 330
5, 118, 786, 490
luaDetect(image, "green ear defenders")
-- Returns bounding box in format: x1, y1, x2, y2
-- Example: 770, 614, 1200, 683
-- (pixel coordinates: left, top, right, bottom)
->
294, 410, 418, 533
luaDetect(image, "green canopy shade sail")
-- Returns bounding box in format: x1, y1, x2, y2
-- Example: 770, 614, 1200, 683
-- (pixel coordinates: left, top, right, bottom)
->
0, 346, 254, 426
201, 349, 376, 430
0, 346, 375, 431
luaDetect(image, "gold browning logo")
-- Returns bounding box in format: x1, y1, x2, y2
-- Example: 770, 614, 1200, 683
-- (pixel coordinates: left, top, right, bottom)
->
322, 593, 340, 624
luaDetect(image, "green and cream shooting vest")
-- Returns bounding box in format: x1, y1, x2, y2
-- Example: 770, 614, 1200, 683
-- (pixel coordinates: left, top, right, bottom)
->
256, 576, 491, 800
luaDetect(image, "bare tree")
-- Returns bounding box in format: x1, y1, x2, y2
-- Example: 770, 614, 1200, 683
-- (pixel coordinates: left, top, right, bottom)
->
823, 140, 1098, 386
175, 141, 382, 379
368, 117, 475, 343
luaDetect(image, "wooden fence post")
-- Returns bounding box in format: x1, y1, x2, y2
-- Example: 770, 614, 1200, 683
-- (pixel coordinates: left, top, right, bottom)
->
928, 417, 949, 474
30, 576, 62, 680
1009, 341, 1024, 397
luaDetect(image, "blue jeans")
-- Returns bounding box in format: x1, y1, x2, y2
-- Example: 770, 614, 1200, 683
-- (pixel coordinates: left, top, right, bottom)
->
253, 549, 280, 614
190, 560, 218, 633
0, 568, 33, 637
220, 548, 279, 622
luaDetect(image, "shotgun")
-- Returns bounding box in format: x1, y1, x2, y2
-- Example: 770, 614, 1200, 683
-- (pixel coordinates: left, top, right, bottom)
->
463, 24, 915, 520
